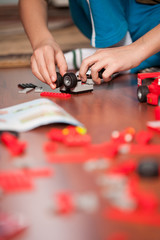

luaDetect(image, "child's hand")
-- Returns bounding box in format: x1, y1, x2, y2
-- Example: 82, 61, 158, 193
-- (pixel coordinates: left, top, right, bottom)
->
30, 38, 67, 89
79, 44, 141, 84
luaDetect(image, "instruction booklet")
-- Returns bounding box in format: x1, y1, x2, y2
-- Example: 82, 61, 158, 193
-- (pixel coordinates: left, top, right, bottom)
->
0, 98, 82, 132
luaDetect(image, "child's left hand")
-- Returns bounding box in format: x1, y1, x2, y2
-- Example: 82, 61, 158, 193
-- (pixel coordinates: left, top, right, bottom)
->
79, 44, 142, 84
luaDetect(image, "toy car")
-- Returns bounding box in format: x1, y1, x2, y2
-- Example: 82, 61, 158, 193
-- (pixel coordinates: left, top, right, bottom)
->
137, 72, 160, 105
59, 72, 94, 93
58, 68, 119, 94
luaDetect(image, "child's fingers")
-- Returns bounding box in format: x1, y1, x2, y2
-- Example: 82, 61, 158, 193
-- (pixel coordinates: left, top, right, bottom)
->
34, 50, 56, 89
31, 56, 45, 83
43, 46, 57, 84
79, 55, 98, 82
56, 51, 68, 77
102, 66, 115, 82
90, 62, 105, 84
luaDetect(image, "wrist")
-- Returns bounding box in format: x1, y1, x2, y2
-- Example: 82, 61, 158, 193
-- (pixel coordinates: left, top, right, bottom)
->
31, 31, 55, 50
128, 40, 146, 67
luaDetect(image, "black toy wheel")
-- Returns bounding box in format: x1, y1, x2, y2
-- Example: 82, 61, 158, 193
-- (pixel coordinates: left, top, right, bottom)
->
56, 72, 63, 88
137, 85, 149, 103
137, 159, 159, 178
158, 96, 160, 106
98, 68, 105, 79
63, 73, 77, 89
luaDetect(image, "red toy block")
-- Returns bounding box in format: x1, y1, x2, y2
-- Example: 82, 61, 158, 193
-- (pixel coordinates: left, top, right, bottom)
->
135, 130, 153, 145
40, 92, 71, 98
109, 160, 137, 176
1, 132, 26, 156
43, 141, 58, 152
136, 192, 159, 212
105, 208, 160, 227
111, 128, 135, 144
47, 126, 91, 147
128, 177, 158, 212
63, 133, 91, 147
0, 170, 33, 192
129, 144, 160, 155
47, 128, 65, 142
85, 142, 118, 158
54, 192, 74, 214
47, 152, 89, 163
155, 106, 160, 120
22, 167, 53, 178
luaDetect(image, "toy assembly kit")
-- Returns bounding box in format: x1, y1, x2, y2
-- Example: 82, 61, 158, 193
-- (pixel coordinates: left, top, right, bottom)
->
18, 71, 94, 95
1, 70, 160, 239
17, 68, 118, 95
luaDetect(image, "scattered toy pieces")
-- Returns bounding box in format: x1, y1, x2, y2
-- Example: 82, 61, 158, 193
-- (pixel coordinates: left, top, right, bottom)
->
53, 191, 99, 214
47, 126, 91, 147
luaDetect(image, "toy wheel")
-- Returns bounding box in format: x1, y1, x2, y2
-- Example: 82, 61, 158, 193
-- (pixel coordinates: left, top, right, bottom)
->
137, 159, 159, 178
158, 96, 160, 106
98, 68, 105, 79
63, 73, 77, 89
56, 72, 63, 88
137, 86, 149, 103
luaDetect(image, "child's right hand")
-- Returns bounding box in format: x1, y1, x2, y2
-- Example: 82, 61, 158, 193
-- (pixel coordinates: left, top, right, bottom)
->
30, 38, 67, 89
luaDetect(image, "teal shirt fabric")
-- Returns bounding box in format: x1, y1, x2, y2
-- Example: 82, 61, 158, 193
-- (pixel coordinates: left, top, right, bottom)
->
69, 0, 160, 73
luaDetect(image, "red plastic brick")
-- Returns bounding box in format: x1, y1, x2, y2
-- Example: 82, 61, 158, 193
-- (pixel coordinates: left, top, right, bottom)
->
85, 142, 118, 158
43, 141, 58, 152
111, 128, 135, 144
155, 106, 160, 120
54, 192, 74, 214
0, 170, 33, 192
109, 160, 137, 176
47, 128, 65, 142
63, 133, 91, 146
135, 130, 153, 145
40, 92, 71, 98
22, 167, 53, 178
105, 208, 160, 226
1, 132, 26, 156
128, 177, 158, 212
129, 144, 160, 155
47, 152, 89, 163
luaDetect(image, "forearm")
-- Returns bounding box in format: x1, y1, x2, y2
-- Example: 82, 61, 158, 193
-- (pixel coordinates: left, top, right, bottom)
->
19, 0, 53, 49
132, 24, 160, 63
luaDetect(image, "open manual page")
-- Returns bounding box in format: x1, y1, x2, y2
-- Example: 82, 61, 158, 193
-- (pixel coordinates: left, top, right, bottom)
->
0, 98, 82, 132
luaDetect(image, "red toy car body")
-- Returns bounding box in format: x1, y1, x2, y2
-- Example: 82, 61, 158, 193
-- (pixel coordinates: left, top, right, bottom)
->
137, 72, 160, 105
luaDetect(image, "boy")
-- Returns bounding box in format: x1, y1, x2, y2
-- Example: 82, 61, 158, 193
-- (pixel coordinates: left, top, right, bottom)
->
19, 0, 160, 89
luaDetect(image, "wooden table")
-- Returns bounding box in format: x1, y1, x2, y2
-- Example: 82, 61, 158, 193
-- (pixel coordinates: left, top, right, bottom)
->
0, 68, 160, 240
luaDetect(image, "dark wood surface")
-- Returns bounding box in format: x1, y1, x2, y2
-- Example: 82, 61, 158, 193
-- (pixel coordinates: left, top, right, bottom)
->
0, 67, 160, 240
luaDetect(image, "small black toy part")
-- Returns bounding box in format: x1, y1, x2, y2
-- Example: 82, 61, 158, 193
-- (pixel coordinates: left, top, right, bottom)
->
137, 159, 159, 178
56, 72, 63, 88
